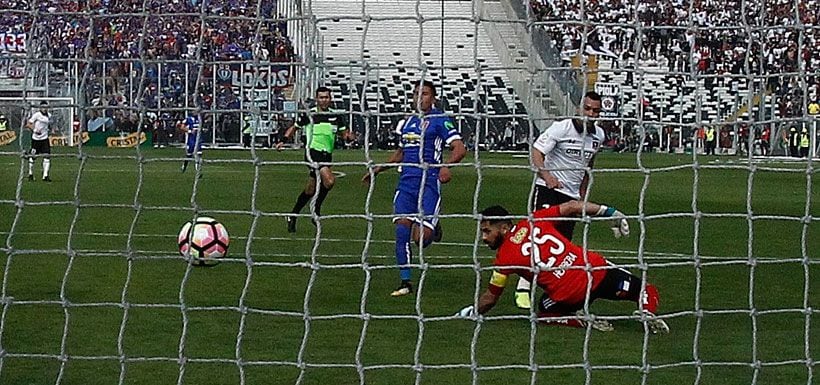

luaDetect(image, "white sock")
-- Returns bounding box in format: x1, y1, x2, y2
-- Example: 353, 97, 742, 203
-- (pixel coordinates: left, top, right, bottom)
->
28, 156, 34, 175
516, 277, 531, 292
43, 158, 51, 178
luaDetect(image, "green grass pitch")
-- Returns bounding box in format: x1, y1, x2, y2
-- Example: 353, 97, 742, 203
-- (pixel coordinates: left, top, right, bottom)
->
1, 146, 818, 385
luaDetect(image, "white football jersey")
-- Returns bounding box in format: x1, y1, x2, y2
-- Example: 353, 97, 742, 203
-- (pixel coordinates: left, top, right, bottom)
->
532, 118, 605, 199
28, 111, 50, 141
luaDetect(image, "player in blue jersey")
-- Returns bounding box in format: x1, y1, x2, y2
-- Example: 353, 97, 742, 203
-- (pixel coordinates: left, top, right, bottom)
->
362, 80, 467, 296
180, 113, 203, 173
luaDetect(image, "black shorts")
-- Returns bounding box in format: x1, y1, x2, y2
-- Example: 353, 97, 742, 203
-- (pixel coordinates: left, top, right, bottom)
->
30, 138, 51, 156
537, 267, 643, 314
305, 148, 332, 178
531, 184, 575, 239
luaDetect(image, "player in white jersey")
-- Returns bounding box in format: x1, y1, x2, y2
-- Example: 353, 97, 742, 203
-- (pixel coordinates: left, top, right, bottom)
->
25, 100, 52, 182
515, 91, 607, 309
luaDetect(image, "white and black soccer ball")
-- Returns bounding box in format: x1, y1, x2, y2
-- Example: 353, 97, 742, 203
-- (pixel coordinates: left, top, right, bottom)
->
177, 217, 230, 266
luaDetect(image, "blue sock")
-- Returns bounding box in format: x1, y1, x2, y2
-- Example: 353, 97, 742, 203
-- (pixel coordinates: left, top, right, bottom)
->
395, 224, 412, 281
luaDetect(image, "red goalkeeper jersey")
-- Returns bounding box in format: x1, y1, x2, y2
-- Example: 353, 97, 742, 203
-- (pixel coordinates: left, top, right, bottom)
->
488, 206, 608, 304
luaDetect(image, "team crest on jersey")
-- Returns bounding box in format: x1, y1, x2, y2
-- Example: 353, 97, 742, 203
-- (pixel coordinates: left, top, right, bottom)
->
510, 226, 528, 244
592, 141, 600, 149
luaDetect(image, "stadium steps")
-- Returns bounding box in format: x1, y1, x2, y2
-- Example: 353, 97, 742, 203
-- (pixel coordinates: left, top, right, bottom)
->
309, 0, 528, 134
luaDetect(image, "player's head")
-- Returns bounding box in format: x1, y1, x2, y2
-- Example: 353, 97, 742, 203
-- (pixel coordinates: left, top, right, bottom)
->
412, 80, 437, 113
480, 205, 513, 250
39, 100, 48, 114
316, 86, 332, 110
578, 91, 602, 129
0, 114, 5, 121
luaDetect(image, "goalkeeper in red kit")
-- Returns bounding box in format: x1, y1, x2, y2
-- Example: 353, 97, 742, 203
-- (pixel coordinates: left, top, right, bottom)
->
457, 201, 669, 334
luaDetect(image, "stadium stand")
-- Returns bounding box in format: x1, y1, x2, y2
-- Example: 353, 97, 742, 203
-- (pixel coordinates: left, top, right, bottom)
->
529, 0, 818, 151
308, 0, 530, 149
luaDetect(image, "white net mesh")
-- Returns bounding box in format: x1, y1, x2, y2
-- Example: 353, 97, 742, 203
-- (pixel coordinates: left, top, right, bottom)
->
0, 0, 818, 384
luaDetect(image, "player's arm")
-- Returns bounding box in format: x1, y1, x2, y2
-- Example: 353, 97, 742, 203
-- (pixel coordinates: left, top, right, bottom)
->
362, 118, 405, 184
361, 147, 403, 185
579, 154, 596, 198
457, 270, 508, 317
531, 125, 561, 189
339, 115, 356, 142
438, 139, 466, 184
276, 119, 301, 150
438, 118, 467, 183
25, 114, 36, 130
555, 200, 630, 237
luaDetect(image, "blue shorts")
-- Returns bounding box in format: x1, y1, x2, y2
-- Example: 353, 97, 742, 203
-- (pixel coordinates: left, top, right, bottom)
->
393, 178, 441, 230
186, 132, 203, 156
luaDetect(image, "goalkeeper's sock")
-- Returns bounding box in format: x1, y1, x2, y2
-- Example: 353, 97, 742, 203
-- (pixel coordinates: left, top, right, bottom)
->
314, 184, 331, 217
395, 224, 412, 282
642, 284, 660, 314
292, 191, 311, 214
515, 277, 532, 309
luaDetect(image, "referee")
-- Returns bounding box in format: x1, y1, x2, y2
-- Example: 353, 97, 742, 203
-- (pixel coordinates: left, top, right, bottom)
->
278, 86, 355, 232
25, 100, 52, 182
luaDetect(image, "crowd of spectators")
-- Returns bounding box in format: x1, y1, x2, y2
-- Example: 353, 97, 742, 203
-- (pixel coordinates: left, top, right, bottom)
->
530, 0, 819, 121
1, 0, 294, 143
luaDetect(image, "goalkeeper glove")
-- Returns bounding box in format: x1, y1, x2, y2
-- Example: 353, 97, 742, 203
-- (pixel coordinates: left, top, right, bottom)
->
596, 205, 630, 238
456, 305, 475, 317
611, 216, 629, 238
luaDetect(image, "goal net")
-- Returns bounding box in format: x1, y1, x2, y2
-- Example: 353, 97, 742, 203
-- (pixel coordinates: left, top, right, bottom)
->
0, 0, 817, 384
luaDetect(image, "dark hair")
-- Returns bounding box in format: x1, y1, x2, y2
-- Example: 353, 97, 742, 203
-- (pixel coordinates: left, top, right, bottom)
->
414, 80, 437, 96
583, 91, 601, 102
480, 205, 512, 226
316, 86, 331, 95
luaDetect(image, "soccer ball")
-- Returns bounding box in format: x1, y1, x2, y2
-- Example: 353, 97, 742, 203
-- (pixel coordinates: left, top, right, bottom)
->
177, 217, 229, 266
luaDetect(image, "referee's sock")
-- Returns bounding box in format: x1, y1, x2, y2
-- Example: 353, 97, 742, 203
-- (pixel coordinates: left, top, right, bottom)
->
292, 191, 311, 214
314, 184, 331, 217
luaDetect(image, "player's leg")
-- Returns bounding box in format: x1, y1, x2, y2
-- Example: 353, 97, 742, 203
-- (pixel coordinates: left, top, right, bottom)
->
288, 173, 317, 233
181, 133, 195, 172
393, 218, 414, 296
313, 156, 336, 217
191, 130, 205, 174
41, 140, 52, 181
27, 146, 36, 181
391, 189, 417, 296
591, 266, 668, 334
535, 294, 613, 331
194, 145, 203, 173
410, 182, 440, 248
